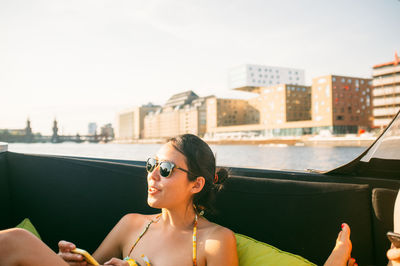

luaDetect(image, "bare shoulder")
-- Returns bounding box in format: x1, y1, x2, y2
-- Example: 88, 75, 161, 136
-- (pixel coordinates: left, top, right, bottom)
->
119, 213, 159, 231
202, 221, 238, 266
203, 222, 236, 246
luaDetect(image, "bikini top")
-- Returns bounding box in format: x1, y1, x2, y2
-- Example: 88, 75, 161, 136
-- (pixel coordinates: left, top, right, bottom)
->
123, 213, 198, 266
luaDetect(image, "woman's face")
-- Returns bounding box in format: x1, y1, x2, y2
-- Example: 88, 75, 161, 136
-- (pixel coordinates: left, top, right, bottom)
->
147, 142, 195, 210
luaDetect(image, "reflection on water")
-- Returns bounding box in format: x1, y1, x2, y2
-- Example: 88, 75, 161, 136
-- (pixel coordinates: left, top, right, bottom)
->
8, 143, 367, 172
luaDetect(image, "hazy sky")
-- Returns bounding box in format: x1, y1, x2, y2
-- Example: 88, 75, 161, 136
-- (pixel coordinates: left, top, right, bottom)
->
1, 0, 399, 135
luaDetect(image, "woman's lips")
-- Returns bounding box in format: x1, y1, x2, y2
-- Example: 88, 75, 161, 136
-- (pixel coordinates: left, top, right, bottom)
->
148, 186, 160, 195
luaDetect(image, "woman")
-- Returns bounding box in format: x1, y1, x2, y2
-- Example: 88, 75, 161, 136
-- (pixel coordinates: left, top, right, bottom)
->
60, 134, 239, 266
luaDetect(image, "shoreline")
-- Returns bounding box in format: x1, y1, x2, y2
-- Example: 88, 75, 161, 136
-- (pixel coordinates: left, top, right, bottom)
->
113, 136, 377, 147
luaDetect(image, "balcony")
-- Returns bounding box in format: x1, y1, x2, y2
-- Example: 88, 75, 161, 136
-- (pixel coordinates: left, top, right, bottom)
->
373, 65, 400, 77
373, 106, 400, 116
373, 86, 400, 96
373, 75, 400, 87
373, 96, 400, 106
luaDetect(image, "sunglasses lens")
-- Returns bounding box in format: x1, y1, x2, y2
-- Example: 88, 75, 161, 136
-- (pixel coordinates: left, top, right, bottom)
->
146, 158, 157, 173
159, 162, 174, 177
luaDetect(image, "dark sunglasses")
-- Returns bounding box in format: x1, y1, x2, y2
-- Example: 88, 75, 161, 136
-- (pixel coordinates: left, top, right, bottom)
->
146, 157, 193, 178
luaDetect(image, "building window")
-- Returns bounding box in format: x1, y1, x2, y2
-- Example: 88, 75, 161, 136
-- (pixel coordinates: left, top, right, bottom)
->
341, 78, 345, 82
332, 77, 336, 82
355, 87, 359, 92
361, 80, 364, 84
348, 79, 352, 83
336, 115, 344, 120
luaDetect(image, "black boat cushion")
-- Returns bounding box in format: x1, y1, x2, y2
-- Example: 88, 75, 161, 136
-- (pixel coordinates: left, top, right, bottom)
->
0, 152, 12, 229
207, 176, 373, 266
7, 152, 158, 254
6, 152, 374, 265
371, 188, 398, 266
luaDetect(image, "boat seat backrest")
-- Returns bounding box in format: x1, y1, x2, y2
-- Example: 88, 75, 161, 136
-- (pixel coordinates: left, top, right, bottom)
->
3, 152, 396, 266
207, 176, 373, 266
0, 153, 12, 229
6, 152, 157, 253
371, 188, 398, 266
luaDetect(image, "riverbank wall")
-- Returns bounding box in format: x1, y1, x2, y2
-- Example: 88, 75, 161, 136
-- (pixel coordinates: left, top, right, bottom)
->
113, 136, 377, 147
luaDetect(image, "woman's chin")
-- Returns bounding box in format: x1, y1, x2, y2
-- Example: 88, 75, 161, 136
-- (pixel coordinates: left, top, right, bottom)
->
147, 196, 161, 208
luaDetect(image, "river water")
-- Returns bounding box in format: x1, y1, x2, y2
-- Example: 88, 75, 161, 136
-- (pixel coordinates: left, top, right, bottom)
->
7, 143, 367, 172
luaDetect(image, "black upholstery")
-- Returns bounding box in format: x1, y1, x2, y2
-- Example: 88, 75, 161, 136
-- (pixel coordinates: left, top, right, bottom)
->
208, 176, 372, 266
372, 188, 398, 266
0, 152, 12, 229
7, 152, 157, 253
3, 151, 400, 265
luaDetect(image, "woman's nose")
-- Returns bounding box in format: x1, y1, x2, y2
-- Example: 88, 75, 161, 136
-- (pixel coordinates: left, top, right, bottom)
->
148, 165, 161, 181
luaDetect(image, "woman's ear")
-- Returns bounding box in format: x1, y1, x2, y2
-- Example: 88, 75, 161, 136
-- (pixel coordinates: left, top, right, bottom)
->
191, 176, 205, 194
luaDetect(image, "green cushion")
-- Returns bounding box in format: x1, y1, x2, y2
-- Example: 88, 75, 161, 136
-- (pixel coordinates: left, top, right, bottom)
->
16, 218, 41, 240
235, 233, 316, 266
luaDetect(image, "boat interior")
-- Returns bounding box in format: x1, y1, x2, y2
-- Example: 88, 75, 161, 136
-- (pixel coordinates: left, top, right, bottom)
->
0, 111, 399, 265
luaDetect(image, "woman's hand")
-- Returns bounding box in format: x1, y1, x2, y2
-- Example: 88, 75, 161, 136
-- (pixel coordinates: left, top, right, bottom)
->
58, 240, 87, 266
103, 257, 129, 265
387, 245, 400, 266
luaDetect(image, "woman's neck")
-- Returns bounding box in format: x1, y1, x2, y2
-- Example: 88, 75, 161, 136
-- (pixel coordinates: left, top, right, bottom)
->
160, 205, 197, 230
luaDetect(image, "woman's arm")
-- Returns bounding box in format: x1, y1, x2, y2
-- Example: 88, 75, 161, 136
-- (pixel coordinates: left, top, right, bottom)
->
92, 213, 142, 264
204, 227, 238, 266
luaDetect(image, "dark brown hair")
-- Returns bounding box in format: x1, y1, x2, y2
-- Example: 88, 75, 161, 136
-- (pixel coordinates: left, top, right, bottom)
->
167, 134, 229, 213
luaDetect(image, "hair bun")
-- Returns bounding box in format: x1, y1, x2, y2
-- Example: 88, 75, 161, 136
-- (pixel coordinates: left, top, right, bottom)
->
215, 167, 229, 185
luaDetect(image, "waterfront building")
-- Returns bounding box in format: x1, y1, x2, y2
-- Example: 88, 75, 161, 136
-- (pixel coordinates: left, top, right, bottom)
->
116, 103, 160, 141
143, 91, 209, 139
206, 84, 312, 138
249, 84, 311, 125
51, 119, 60, 143
205, 97, 260, 132
206, 73, 372, 138
311, 75, 373, 134
228, 64, 305, 91
88, 122, 97, 135
372, 53, 400, 128
100, 123, 114, 141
